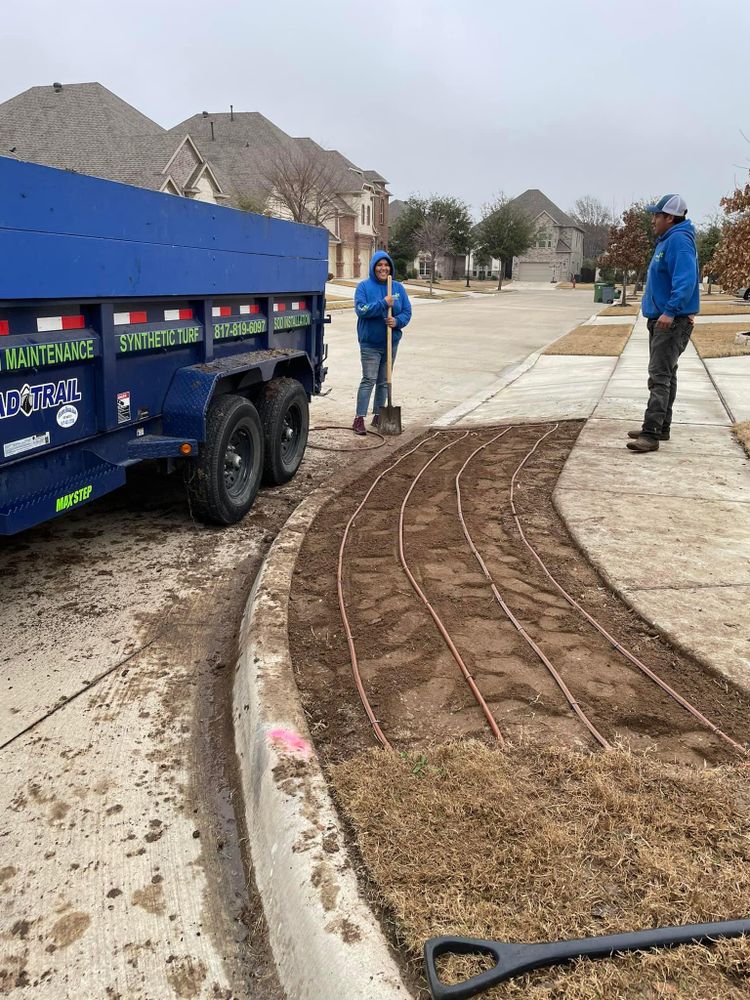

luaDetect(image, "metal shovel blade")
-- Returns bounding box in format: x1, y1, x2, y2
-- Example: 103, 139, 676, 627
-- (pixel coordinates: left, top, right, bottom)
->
424, 919, 750, 999
378, 401, 402, 436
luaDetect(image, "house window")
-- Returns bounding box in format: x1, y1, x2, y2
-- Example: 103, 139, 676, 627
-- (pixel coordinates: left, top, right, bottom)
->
537, 230, 552, 248
380, 199, 385, 225
367, 205, 371, 226
361, 204, 365, 224
419, 255, 431, 277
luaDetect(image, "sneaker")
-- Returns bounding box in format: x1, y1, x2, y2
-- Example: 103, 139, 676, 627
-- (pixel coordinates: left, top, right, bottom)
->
626, 435, 659, 453
352, 416, 367, 436
371, 414, 380, 427
628, 429, 670, 441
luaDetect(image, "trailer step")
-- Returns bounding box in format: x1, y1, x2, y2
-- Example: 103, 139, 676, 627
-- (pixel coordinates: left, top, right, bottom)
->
0, 461, 126, 535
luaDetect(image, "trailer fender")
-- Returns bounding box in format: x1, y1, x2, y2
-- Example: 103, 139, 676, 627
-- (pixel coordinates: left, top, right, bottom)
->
162, 349, 313, 441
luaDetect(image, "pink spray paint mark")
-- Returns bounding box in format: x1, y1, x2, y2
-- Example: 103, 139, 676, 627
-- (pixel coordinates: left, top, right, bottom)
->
268, 727, 311, 759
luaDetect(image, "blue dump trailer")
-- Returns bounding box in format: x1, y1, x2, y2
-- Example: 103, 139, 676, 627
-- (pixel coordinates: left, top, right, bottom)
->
0, 156, 329, 535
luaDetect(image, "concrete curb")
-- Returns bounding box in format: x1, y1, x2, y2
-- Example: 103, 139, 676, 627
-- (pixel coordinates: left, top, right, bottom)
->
233, 489, 409, 1000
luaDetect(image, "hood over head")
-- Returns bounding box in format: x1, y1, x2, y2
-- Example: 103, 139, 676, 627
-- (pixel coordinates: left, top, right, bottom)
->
369, 250, 395, 282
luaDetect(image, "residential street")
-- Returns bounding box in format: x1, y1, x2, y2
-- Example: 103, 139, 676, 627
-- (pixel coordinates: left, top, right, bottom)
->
0, 290, 593, 998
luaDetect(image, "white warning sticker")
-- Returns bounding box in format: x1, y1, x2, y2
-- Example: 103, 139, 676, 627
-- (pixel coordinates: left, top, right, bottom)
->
3, 431, 51, 458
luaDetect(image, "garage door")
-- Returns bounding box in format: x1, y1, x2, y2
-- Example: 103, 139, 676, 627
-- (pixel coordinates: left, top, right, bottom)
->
516, 262, 553, 282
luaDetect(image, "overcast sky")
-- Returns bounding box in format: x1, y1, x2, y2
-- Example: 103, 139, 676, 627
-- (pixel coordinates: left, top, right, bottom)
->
2, 0, 749, 224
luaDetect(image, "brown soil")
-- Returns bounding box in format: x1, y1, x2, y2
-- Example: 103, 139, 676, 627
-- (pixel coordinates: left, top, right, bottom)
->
290, 422, 750, 766
289, 422, 750, 998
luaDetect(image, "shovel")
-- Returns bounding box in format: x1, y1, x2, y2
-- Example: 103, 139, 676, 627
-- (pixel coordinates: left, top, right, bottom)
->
377, 274, 402, 436
424, 919, 750, 999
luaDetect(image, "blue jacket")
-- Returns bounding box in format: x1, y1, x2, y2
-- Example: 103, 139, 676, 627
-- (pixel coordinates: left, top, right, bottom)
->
641, 220, 700, 319
354, 251, 412, 349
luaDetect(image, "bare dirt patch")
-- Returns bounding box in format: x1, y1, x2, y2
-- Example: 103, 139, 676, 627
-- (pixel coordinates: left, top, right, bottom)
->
691, 323, 750, 358
331, 742, 750, 999
544, 324, 631, 356
289, 422, 750, 997
290, 423, 750, 766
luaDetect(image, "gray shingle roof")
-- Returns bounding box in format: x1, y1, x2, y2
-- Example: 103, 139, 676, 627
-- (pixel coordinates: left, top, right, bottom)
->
510, 189, 583, 231
0, 84, 385, 214
0, 82, 232, 196
0, 82, 162, 169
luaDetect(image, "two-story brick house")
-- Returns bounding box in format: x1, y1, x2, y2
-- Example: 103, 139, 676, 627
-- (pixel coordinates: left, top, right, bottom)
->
0, 82, 390, 280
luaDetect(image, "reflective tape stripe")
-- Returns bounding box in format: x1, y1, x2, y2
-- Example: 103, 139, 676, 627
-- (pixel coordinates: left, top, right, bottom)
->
273, 303, 286, 313
211, 306, 232, 317
292, 300, 306, 310
164, 308, 193, 321
239, 304, 261, 315
114, 311, 147, 325
0, 320, 9, 336
37, 315, 85, 332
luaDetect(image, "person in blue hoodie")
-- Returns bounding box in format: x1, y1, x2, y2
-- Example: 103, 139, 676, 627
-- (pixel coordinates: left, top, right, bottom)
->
627, 194, 700, 453
352, 250, 412, 435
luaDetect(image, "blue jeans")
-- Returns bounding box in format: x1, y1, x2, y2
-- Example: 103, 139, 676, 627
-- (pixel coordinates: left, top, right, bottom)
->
356, 343, 398, 417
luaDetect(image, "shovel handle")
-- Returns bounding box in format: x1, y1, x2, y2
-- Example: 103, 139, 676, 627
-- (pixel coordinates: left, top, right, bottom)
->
424, 920, 750, 999
386, 274, 393, 387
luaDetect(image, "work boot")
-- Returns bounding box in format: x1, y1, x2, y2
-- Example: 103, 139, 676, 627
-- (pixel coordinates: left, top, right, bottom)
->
628, 428, 670, 441
626, 435, 659, 453
371, 413, 380, 427
352, 416, 366, 436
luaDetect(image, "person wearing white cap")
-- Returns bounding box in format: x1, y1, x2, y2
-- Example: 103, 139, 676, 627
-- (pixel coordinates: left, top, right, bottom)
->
627, 194, 700, 453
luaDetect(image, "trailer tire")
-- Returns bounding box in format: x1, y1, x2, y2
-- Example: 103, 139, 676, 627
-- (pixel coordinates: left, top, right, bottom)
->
258, 377, 309, 485
186, 394, 264, 525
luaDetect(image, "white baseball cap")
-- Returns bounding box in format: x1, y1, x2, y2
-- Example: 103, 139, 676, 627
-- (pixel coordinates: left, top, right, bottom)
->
645, 194, 688, 217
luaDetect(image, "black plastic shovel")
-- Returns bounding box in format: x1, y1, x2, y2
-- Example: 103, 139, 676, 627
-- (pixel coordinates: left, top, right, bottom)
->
424, 919, 750, 999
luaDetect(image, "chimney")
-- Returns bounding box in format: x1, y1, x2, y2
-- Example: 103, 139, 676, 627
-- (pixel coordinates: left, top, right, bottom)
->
210, 121, 215, 141
230, 105, 234, 122
202, 110, 208, 118
53, 82, 63, 93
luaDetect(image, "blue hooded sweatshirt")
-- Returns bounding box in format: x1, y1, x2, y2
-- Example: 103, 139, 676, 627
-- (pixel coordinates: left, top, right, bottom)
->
641, 219, 700, 319
354, 250, 412, 349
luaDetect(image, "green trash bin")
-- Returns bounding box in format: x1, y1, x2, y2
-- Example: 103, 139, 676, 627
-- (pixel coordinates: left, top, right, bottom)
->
594, 282, 605, 303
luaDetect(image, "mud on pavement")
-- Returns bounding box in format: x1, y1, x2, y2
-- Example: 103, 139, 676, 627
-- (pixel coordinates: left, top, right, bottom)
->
0, 438, 353, 999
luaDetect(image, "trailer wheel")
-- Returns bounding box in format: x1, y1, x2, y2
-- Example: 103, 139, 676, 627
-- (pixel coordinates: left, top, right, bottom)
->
258, 377, 309, 485
186, 394, 264, 525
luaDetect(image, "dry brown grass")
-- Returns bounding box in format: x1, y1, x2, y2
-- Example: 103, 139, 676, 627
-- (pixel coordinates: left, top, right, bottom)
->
600, 304, 640, 316
699, 301, 750, 316
733, 421, 750, 457
331, 742, 750, 999
691, 324, 750, 359
543, 324, 632, 356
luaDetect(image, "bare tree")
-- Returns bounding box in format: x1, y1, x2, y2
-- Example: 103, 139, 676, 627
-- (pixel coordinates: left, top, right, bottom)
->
414, 216, 453, 296
569, 195, 613, 261
261, 146, 341, 227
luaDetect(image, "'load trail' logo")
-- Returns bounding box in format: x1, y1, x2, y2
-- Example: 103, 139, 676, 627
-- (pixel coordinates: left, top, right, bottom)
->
0, 378, 82, 420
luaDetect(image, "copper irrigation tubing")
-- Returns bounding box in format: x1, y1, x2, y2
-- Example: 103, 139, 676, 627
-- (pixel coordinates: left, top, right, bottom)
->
508, 425, 748, 758
337, 433, 441, 751
455, 429, 611, 751
397, 431, 505, 744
